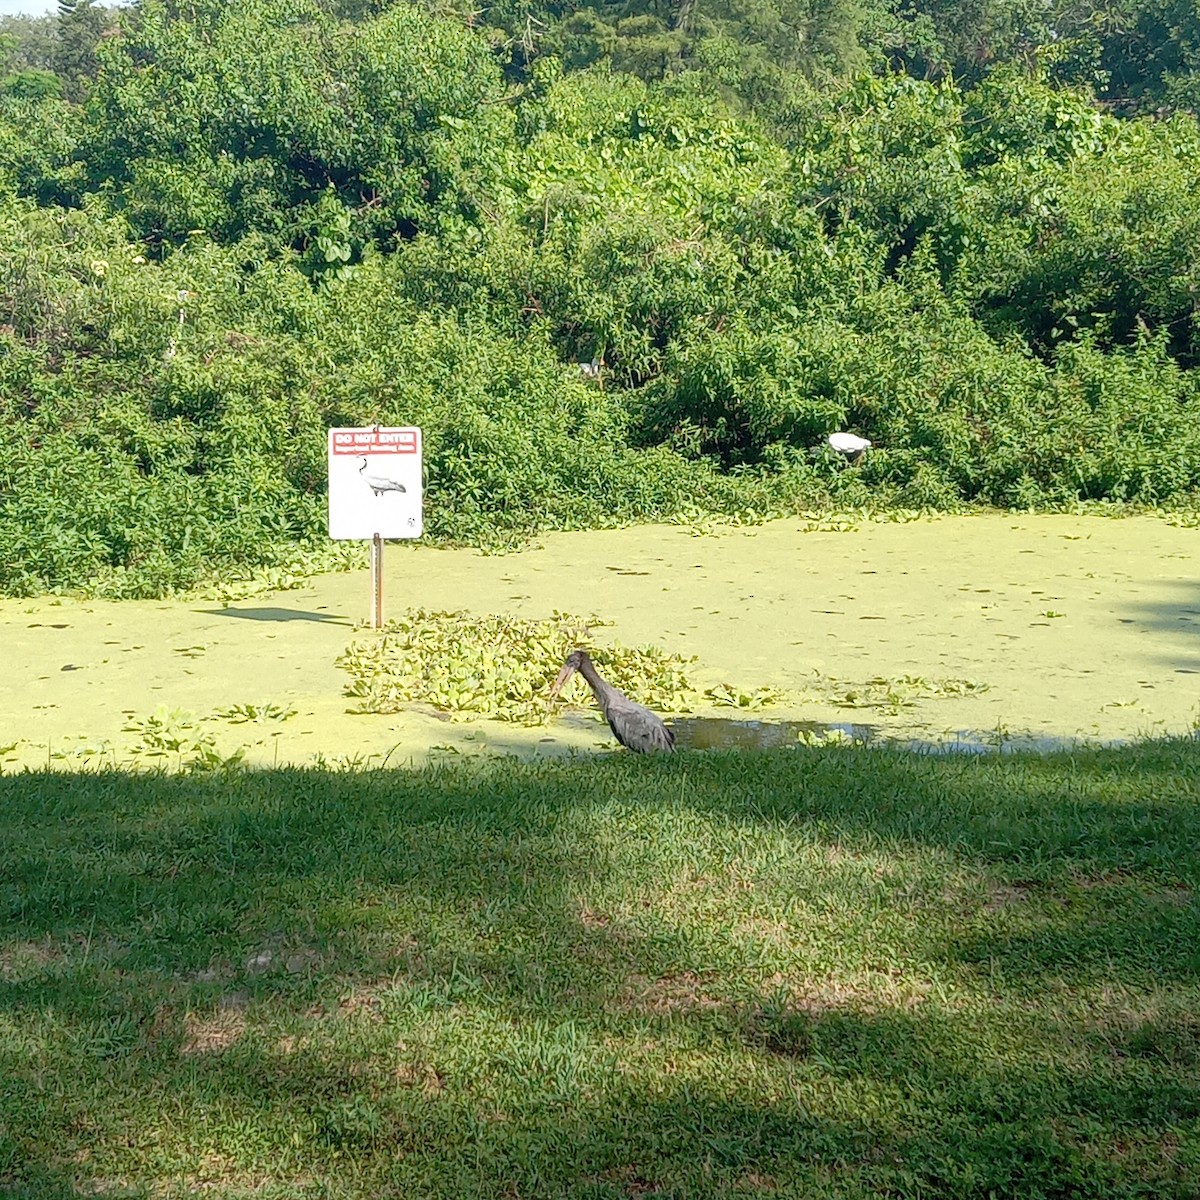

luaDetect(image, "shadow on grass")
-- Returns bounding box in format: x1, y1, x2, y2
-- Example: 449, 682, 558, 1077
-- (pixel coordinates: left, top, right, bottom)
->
2, 741, 1199, 1198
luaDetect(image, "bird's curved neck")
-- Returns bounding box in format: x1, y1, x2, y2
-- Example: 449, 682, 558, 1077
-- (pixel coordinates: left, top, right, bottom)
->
576, 655, 606, 696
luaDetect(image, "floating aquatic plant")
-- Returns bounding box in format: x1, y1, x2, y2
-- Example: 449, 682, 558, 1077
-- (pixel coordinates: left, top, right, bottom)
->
704, 683, 793, 710
122, 705, 246, 770
337, 610, 697, 724
823, 674, 990, 716
213, 702, 297, 725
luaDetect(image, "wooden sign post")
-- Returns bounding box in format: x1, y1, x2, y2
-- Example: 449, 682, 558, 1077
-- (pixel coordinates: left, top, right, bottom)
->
327, 427, 423, 628
370, 533, 384, 629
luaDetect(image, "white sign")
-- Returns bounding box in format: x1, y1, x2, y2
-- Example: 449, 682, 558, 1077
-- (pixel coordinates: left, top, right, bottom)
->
328, 427, 423, 540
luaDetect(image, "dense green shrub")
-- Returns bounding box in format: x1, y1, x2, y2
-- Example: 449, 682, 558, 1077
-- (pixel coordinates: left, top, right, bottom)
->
0, 201, 750, 594
957, 114, 1200, 362
81, 0, 514, 249
0, 3, 1199, 598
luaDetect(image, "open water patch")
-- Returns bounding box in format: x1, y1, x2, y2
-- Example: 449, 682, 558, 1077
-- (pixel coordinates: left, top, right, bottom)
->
669, 716, 877, 751
665, 716, 1129, 756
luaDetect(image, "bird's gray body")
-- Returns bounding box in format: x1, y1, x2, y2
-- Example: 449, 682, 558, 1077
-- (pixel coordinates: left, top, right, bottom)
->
551, 650, 674, 754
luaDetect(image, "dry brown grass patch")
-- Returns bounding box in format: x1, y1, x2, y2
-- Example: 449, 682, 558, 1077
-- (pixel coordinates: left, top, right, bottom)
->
598, 1164, 659, 1196
735, 914, 797, 945
734, 1171, 778, 1193
143, 1004, 181, 1049
394, 1060, 446, 1097
1073, 870, 1193, 905
181, 1008, 247, 1055
0, 937, 64, 979
621, 970, 725, 1015
764, 969, 932, 1015
337, 983, 388, 1021
983, 882, 1035, 912
73, 1177, 138, 1196
577, 903, 613, 930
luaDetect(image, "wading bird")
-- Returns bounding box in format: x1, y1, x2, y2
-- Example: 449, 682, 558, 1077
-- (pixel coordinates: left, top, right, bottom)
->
550, 649, 674, 754
827, 432, 872, 463
359, 457, 407, 497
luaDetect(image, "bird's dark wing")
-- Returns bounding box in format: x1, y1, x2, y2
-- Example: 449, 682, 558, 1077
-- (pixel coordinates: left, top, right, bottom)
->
641, 719, 674, 752
605, 696, 675, 754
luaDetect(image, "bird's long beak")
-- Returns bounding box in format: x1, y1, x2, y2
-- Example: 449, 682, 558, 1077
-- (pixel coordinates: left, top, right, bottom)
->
549, 662, 576, 699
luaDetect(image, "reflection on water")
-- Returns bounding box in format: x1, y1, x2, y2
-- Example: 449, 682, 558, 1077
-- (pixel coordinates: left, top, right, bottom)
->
666, 716, 1130, 755
558, 710, 1130, 754
670, 716, 879, 750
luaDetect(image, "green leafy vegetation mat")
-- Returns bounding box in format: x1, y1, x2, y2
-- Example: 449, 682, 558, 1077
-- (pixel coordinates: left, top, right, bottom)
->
337, 610, 696, 723
334, 608, 990, 726
3, 740, 1199, 1197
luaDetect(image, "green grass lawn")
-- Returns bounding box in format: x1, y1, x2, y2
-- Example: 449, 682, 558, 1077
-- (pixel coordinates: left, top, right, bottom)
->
2, 740, 1199, 1199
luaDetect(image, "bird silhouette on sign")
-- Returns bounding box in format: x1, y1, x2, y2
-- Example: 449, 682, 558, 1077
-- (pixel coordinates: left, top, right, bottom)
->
358, 457, 407, 497
550, 649, 674, 754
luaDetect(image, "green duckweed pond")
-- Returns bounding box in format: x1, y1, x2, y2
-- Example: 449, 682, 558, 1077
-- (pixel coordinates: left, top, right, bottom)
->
1, 512, 1196, 770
